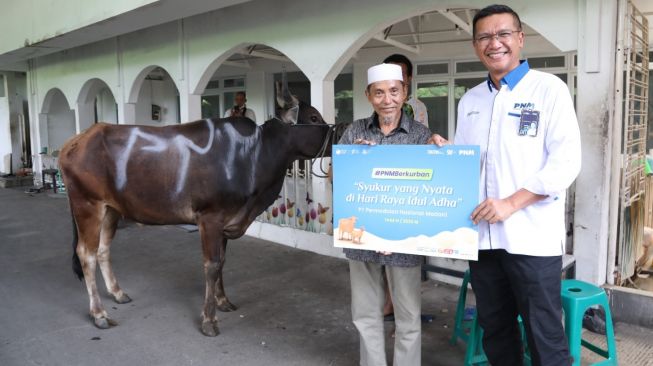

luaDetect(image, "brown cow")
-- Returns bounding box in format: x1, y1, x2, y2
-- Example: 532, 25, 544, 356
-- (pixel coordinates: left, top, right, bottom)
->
59, 80, 337, 336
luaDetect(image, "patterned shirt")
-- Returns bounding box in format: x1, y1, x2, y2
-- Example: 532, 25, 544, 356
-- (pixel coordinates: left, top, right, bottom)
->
338, 111, 432, 267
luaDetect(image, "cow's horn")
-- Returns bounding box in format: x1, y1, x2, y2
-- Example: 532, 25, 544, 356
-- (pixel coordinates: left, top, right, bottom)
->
281, 69, 298, 108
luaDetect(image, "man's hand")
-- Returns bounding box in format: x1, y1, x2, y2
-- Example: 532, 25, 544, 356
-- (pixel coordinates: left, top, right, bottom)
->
354, 138, 376, 145
471, 189, 547, 225
376, 251, 393, 256
470, 198, 516, 225
428, 134, 449, 146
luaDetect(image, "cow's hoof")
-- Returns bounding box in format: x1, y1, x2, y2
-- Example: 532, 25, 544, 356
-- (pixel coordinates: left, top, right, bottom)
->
114, 293, 132, 304
217, 298, 238, 312
93, 316, 118, 329
201, 321, 220, 337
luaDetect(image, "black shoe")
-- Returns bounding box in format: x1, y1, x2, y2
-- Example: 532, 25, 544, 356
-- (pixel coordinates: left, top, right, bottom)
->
582, 308, 606, 334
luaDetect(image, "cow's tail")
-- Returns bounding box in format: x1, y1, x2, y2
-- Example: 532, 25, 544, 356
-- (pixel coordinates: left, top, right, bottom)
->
71, 214, 84, 281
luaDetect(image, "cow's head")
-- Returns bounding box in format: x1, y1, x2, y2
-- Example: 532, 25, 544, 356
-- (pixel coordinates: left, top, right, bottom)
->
275, 72, 325, 126
272, 71, 340, 166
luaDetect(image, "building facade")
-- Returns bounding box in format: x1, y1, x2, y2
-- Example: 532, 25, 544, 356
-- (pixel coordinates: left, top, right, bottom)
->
0, 0, 651, 324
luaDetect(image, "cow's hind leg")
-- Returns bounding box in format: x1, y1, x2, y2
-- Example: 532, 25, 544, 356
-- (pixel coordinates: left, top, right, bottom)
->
74, 203, 117, 329
97, 206, 131, 304
215, 239, 237, 312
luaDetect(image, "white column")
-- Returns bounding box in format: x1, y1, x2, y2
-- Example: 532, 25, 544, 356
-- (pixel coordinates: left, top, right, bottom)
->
309, 78, 335, 124
573, 0, 618, 285
33, 112, 49, 179
179, 93, 201, 122
118, 102, 136, 125
75, 102, 95, 133
38, 113, 49, 154
246, 70, 266, 124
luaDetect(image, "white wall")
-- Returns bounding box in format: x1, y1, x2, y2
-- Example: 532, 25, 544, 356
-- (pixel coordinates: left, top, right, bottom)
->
25, 0, 577, 130
0, 74, 9, 173
0, 0, 158, 56
35, 39, 121, 114
0, 72, 30, 174
9, 73, 28, 172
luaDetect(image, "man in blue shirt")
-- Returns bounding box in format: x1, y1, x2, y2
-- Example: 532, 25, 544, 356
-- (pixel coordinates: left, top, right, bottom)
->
455, 5, 581, 365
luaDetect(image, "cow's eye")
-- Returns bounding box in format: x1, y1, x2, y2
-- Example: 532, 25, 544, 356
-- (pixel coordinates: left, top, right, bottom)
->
311, 116, 319, 123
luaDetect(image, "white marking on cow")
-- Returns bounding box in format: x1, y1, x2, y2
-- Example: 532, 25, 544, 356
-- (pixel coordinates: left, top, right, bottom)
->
246, 128, 262, 189
214, 123, 262, 191
116, 119, 215, 193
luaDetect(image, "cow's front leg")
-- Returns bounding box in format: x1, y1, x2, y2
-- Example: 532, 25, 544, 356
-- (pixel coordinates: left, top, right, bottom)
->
198, 217, 224, 337
215, 239, 237, 312
201, 259, 220, 336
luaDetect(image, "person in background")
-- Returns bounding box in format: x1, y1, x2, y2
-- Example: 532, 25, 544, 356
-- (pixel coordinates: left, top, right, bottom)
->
336, 63, 431, 366
224, 91, 256, 122
383, 54, 429, 129
455, 4, 581, 365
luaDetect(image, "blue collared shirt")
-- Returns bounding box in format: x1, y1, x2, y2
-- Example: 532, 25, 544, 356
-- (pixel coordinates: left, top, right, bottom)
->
486, 60, 530, 91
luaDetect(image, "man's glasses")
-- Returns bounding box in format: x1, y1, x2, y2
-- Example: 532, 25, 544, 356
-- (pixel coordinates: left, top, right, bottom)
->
474, 30, 521, 45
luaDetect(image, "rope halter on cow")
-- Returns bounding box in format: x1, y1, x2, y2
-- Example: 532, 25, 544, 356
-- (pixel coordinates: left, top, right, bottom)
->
310, 122, 351, 178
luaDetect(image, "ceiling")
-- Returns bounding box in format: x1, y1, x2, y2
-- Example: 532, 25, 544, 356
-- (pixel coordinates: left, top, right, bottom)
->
222, 7, 545, 70
224, 3, 652, 74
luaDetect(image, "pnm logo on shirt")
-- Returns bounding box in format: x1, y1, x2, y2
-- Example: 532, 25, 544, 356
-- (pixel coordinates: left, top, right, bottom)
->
513, 102, 535, 110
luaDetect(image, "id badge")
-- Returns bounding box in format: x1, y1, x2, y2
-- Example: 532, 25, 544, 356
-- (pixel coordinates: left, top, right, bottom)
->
518, 110, 540, 137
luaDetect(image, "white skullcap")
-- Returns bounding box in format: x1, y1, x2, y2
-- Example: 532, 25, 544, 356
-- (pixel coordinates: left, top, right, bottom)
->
367, 63, 403, 85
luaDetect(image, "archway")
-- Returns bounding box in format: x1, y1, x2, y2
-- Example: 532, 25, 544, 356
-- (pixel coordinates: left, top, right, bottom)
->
130, 66, 180, 125
40, 88, 75, 155
195, 43, 332, 235
77, 78, 118, 131
195, 43, 314, 124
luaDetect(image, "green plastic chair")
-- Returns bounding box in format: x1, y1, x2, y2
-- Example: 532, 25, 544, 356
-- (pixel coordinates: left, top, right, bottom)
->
450, 270, 532, 366
560, 279, 618, 365
450, 270, 489, 365
450, 270, 473, 345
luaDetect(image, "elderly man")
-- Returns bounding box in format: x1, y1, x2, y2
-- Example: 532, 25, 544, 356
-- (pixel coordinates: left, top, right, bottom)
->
336, 63, 431, 366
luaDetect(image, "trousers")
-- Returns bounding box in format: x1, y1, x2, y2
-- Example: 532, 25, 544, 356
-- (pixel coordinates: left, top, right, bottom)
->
469, 249, 572, 366
349, 260, 421, 366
